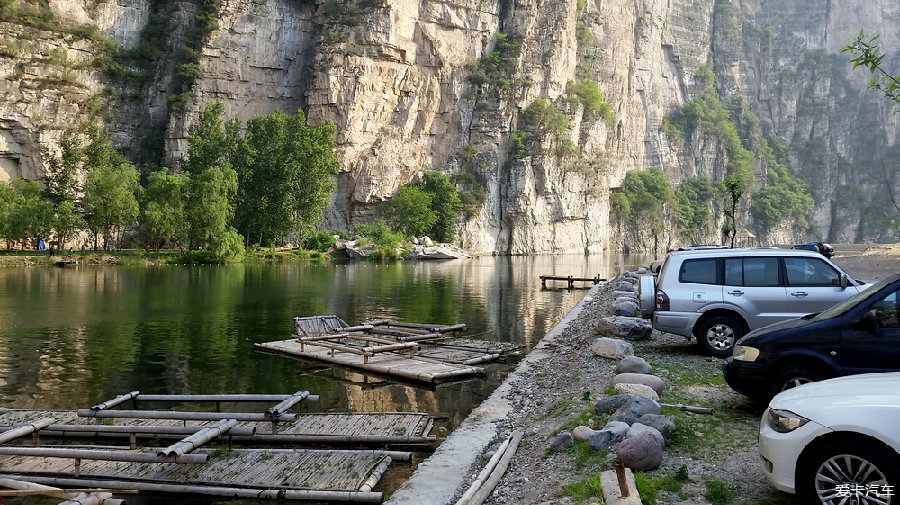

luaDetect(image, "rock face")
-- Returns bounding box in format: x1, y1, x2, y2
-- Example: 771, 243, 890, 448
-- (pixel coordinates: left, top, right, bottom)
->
1, 0, 897, 250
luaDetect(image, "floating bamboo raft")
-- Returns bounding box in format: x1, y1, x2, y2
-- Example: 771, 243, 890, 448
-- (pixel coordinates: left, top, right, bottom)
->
0, 392, 431, 502
256, 316, 521, 383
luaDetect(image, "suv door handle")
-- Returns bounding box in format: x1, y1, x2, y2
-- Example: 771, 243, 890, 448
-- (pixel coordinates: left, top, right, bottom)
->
728, 290, 744, 296
791, 291, 808, 297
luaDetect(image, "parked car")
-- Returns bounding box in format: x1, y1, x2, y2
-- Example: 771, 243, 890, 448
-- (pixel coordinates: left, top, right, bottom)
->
638, 248, 867, 357
723, 273, 900, 401
791, 242, 834, 258
757, 372, 900, 504
649, 245, 729, 273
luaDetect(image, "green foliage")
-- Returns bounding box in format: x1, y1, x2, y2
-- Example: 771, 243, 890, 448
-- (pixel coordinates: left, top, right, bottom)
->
0, 178, 53, 247
380, 185, 437, 238
522, 98, 568, 137
509, 130, 527, 159
302, 230, 336, 252
561, 473, 604, 504
621, 167, 674, 218
566, 81, 615, 126
420, 171, 463, 242
750, 179, 813, 231
555, 138, 580, 159
183, 167, 237, 250
81, 157, 140, 251
674, 176, 715, 243
41, 128, 83, 244
575, 20, 594, 46
141, 169, 184, 251
609, 192, 630, 221
634, 472, 658, 505
721, 175, 744, 248
233, 108, 339, 246
206, 227, 245, 263
353, 220, 405, 259
467, 32, 523, 97
842, 31, 900, 107
704, 479, 738, 505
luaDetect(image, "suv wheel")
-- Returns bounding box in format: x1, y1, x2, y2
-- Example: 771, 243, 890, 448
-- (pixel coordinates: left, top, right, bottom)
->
798, 439, 899, 505
696, 316, 744, 357
638, 275, 656, 319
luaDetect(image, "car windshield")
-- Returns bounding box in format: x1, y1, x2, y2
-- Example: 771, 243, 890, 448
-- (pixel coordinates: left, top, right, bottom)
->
814, 276, 894, 320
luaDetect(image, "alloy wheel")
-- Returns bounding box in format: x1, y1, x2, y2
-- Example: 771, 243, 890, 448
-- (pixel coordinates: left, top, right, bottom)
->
814, 453, 891, 505
705, 324, 735, 351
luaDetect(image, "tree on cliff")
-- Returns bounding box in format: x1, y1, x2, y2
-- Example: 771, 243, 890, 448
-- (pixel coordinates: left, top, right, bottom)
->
232, 109, 339, 247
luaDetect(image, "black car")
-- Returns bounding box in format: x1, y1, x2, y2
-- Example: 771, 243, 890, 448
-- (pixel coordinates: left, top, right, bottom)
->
723, 273, 900, 401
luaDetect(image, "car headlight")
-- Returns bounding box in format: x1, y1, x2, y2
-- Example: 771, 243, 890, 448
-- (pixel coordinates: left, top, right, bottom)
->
732, 345, 760, 362
767, 409, 810, 433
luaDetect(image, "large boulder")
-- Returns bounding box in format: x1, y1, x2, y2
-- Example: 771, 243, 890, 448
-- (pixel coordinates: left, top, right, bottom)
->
588, 421, 629, 452
626, 422, 665, 449
614, 382, 659, 401
635, 414, 677, 439
601, 316, 653, 341
617, 281, 636, 292
407, 244, 470, 260
616, 356, 653, 374
572, 425, 595, 442
613, 373, 665, 394
609, 396, 661, 425
550, 431, 574, 452
591, 337, 634, 359
613, 301, 639, 317
616, 431, 663, 471
594, 394, 633, 415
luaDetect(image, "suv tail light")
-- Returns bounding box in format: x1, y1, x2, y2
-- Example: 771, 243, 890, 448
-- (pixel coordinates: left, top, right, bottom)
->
656, 290, 670, 311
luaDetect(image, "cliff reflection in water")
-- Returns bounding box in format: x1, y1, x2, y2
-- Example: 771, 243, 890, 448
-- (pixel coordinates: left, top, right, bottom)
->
0, 254, 652, 426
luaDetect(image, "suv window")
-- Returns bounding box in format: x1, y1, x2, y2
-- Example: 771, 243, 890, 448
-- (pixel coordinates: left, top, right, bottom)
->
784, 257, 840, 286
725, 257, 780, 287
679, 258, 718, 285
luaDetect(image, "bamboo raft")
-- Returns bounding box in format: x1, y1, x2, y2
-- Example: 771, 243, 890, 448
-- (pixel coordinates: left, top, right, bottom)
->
539, 274, 606, 289
256, 316, 521, 383
0, 392, 425, 502
0, 393, 436, 447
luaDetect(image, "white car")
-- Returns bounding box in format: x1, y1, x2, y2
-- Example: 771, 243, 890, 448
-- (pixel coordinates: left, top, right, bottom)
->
758, 372, 900, 505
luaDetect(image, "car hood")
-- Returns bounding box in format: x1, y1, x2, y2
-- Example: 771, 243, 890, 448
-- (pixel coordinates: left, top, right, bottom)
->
771, 372, 900, 409
738, 315, 817, 343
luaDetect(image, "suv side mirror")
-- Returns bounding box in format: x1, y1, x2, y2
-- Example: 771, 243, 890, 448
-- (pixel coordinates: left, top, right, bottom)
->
839, 273, 849, 289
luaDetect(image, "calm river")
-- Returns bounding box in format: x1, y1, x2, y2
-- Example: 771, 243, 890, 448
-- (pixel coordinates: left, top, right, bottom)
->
0, 253, 652, 501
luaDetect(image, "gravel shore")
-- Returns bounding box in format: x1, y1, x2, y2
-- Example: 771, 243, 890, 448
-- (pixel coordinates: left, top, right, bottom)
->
472, 244, 900, 505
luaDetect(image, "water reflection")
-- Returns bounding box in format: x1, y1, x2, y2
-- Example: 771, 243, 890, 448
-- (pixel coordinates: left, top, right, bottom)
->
0, 254, 652, 422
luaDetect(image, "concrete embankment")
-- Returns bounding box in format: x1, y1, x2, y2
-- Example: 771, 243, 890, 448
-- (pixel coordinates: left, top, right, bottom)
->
385, 282, 605, 505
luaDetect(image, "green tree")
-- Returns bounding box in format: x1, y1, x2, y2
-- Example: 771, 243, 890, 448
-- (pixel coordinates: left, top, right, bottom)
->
620, 167, 674, 250
141, 168, 184, 251
420, 171, 463, 242
53, 200, 84, 251
42, 130, 85, 248
674, 176, 715, 243
81, 160, 140, 250
380, 185, 437, 238
233, 109, 339, 246
721, 175, 744, 248
181, 101, 239, 251
0, 179, 53, 248
842, 31, 900, 106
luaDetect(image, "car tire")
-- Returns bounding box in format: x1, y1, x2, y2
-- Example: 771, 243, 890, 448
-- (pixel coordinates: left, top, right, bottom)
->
696, 316, 744, 358
797, 438, 900, 505
638, 275, 656, 319
771, 364, 830, 398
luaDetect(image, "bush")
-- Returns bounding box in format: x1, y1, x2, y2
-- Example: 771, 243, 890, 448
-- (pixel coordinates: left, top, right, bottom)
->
302, 230, 336, 252
206, 227, 245, 263
380, 185, 436, 238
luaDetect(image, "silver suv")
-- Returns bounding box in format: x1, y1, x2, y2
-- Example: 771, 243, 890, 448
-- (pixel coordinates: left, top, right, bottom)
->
639, 248, 866, 357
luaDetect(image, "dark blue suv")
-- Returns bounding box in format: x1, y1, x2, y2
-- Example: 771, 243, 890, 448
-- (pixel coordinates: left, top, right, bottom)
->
723, 273, 900, 401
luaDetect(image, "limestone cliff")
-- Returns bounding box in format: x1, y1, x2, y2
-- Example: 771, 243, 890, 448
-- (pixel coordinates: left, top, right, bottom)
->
0, 0, 896, 254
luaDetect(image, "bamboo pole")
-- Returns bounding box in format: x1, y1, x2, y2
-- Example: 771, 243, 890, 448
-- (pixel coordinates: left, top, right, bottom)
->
75, 410, 296, 423
453, 434, 514, 505
134, 394, 317, 403
464, 430, 523, 505
0, 424, 255, 437
358, 456, 392, 493
157, 419, 238, 457
393, 333, 443, 342
0, 447, 207, 464
264, 391, 309, 419
58, 493, 123, 505
1, 475, 384, 503
361, 342, 419, 354
90, 392, 139, 411
0, 417, 56, 444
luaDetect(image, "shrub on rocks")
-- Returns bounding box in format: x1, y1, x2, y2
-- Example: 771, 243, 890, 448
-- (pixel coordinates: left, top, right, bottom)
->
590, 337, 634, 359
616, 431, 663, 471
614, 382, 659, 401
615, 356, 652, 374
613, 372, 665, 393
635, 414, 676, 438
601, 316, 652, 341
609, 395, 660, 425
594, 394, 632, 415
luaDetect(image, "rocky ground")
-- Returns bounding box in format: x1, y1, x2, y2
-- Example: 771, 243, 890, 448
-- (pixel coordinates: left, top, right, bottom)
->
474, 245, 900, 505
